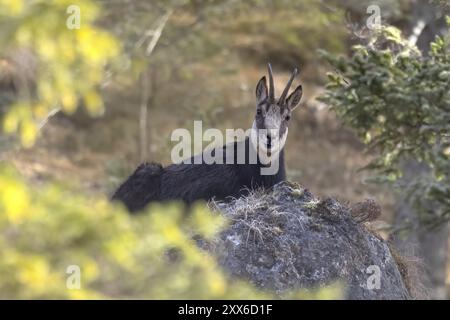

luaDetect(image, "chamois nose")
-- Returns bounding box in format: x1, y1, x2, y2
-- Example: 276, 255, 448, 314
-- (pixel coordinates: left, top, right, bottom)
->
266, 134, 272, 148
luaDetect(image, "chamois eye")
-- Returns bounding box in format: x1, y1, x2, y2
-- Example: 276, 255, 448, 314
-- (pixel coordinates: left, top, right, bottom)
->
256, 109, 262, 115
285, 115, 291, 121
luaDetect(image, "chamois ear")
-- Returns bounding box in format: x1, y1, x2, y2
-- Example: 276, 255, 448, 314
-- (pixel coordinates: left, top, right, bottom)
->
286, 85, 303, 111
256, 76, 268, 104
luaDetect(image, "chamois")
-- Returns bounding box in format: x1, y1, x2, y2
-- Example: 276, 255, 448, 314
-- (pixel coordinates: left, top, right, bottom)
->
112, 64, 303, 212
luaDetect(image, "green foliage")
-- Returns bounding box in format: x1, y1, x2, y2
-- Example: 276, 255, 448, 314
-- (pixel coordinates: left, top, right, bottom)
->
319, 24, 450, 226
0, 164, 271, 299
0, 0, 120, 147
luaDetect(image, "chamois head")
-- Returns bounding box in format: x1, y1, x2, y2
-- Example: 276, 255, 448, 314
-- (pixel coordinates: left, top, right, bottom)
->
251, 63, 303, 162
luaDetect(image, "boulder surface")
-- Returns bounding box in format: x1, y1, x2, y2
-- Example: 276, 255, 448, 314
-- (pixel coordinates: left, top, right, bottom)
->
209, 182, 411, 300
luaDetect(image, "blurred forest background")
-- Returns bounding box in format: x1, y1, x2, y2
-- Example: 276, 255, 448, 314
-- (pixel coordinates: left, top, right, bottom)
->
0, 0, 449, 299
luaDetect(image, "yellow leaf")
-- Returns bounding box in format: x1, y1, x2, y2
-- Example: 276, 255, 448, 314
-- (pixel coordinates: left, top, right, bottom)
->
0, 178, 30, 224
20, 119, 37, 147
83, 90, 104, 116
2, 0, 24, 15
207, 271, 226, 296
18, 257, 54, 292
3, 111, 19, 133
61, 91, 78, 113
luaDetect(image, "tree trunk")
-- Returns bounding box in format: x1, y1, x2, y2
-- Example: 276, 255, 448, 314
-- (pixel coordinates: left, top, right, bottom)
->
418, 224, 449, 299
391, 160, 448, 299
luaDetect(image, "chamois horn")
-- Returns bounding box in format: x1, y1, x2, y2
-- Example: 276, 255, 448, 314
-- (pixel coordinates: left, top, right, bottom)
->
278, 67, 298, 105
267, 63, 275, 102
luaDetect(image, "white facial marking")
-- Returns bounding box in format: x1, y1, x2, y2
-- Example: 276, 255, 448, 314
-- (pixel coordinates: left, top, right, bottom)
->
264, 106, 282, 133
250, 121, 287, 165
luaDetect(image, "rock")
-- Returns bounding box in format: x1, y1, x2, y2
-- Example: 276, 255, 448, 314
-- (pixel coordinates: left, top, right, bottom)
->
208, 181, 412, 300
